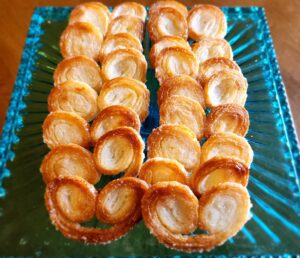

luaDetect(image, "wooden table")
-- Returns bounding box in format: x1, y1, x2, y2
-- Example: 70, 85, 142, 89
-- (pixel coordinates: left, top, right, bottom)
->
0, 0, 299, 140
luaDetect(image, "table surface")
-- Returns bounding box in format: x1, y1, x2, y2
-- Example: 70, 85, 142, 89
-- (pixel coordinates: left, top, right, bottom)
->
0, 0, 299, 141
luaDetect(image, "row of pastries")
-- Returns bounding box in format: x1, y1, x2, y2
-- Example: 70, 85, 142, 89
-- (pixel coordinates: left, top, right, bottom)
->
41, 1, 253, 253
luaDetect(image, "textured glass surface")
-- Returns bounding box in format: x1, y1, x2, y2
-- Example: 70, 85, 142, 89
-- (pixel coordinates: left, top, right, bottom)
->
0, 7, 299, 256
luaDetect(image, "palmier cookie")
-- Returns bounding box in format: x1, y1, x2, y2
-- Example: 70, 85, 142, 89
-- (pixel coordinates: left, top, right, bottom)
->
147, 124, 201, 173
149, 0, 188, 18
42, 111, 90, 149
97, 77, 150, 122
111, 2, 146, 22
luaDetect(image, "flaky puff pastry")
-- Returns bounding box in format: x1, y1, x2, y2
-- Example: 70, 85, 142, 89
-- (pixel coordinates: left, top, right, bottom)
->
192, 38, 233, 65
147, 125, 201, 173
155, 47, 198, 84
198, 57, 240, 85
107, 15, 144, 41
204, 69, 248, 108
48, 80, 98, 122
149, 1, 188, 18
205, 104, 249, 138
191, 157, 249, 196
40, 144, 100, 184
98, 33, 143, 63
101, 49, 147, 82
60, 22, 103, 60
158, 75, 205, 108
148, 7, 188, 43
160, 95, 206, 141
201, 132, 253, 167
69, 2, 111, 35
42, 111, 90, 149
138, 157, 189, 185
45, 176, 148, 244
91, 105, 140, 144
54, 56, 103, 93
97, 77, 149, 122
149, 35, 191, 68
142, 181, 251, 252
188, 5, 227, 41
111, 2, 147, 22
93, 126, 144, 177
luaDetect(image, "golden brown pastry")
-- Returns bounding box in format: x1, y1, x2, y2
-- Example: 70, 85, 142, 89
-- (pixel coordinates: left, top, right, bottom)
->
97, 77, 150, 122
93, 126, 144, 177
107, 15, 144, 41
101, 49, 147, 82
198, 57, 240, 85
69, 2, 111, 35
192, 37, 233, 65
149, 35, 191, 68
42, 111, 90, 149
148, 7, 188, 43
90, 105, 140, 144
190, 157, 249, 196
40, 144, 100, 184
188, 5, 227, 40
60, 22, 103, 60
45, 176, 148, 244
160, 95, 206, 141
147, 124, 201, 173
149, 0, 188, 18
201, 132, 253, 167
155, 47, 198, 84
204, 69, 248, 108
142, 181, 251, 252
98, 33, 143, 63
111, 2, 147, 22
205, 104, 249, 137
53, 56, 103, 93
96, 177, 148, 224
48, 80, 99, 122
138, 157, 189, 185
158, 75, 205, 108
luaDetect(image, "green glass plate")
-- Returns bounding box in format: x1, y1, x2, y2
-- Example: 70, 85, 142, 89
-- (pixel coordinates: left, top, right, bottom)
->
0, 6, 299, 256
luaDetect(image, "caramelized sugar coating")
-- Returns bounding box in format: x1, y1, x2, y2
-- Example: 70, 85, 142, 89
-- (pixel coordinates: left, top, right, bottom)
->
111, 2, 147, 22
60, 22, 103, 60
188, 5, 227, 40
142, 181, 251, 252
138, 157, 189, 185
148, 7, 188, 42
201, 132, 253, 167
191, 157, 249, 196
54, 55, 103, 93
147, 124, 201, 173
42, 111, 90, 149
48, 80, 99, 122
40, 144, 100, 184
192, 37, 233, 65
99, 33, 143, 63
101, 49, 147, 82
158, 75, 205, 108
45, 176, 148, 244
155, 46, 198, 84
160, 95, 206, 141
90, 105, 140, 144
204, 69, 248, 108
198, 57, 240, 85
97, 77, 150, 122
93, 126, 144, 177
149, 35, 191, 68
107, 15, 144, 41
149, 0, 188, 18
205, 104, 249, 137
69, 2, 111, 35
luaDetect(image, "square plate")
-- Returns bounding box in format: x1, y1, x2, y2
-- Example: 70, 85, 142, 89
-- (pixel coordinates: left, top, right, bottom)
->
0, 6, 299, 256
